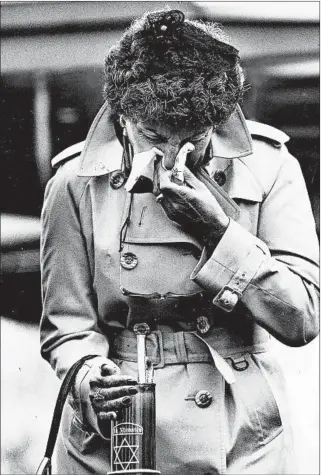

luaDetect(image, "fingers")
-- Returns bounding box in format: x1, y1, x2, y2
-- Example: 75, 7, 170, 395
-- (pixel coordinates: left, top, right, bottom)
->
90, 380, 138, 418
87, 359, 139, 423
157, 164, 202, 193
91, 393, 135, 412
171, 143, 195, 185
159, 172, 185, 194
183, 166, 203, 190
93, 385, 138, 401
90, 374, 137, 389
157, 165, 173, 190
97, 411, 118, 423
99, 360, 121, 376
90, 359, 121, 384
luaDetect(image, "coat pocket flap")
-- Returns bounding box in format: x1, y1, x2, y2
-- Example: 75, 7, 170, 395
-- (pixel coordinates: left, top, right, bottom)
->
124, 193, 202, 250
120, 242, 203, 296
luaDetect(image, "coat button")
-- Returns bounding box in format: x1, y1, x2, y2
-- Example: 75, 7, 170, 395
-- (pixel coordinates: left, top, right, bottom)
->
110, 170, 125, 189
196, 316, 211, 335
195, 390, 212, 408
120, 252, 138, 270
213, 169, 226, 186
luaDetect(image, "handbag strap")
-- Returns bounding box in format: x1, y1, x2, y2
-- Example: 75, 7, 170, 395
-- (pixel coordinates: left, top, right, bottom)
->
36, 354, 99, 474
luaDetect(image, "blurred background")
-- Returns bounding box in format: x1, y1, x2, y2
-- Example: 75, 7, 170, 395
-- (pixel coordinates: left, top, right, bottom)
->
1, 2, 319, 474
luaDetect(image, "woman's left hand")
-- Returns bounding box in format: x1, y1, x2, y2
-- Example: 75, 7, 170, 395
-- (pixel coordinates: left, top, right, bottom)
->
155, 166, 229, 246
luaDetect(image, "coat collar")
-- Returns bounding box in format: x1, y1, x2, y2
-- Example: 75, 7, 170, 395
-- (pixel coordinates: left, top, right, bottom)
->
210, 104, 253, 160
77, 101, 123, 177
206, 157, 263, 203
77, 101, 262, 203
77, 101, 253, 178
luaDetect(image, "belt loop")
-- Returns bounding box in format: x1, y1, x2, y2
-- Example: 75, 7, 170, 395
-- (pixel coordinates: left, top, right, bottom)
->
173, 332, 189, 364
153, 331, 165, 369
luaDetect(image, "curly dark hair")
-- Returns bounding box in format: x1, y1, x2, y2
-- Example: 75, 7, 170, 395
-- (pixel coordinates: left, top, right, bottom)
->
103, 9, 244, 129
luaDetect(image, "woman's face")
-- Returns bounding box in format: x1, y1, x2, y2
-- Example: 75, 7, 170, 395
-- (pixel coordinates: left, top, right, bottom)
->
124, 119, 213, 169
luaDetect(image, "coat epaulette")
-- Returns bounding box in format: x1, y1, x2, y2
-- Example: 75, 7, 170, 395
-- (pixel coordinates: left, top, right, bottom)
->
51, 141, 85, 169
246, 120, 289, 148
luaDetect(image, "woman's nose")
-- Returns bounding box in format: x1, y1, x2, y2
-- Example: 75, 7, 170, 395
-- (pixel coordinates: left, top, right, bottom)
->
162, 144, 180, 170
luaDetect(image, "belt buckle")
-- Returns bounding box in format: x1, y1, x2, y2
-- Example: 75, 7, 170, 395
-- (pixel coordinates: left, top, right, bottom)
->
152, 331, 165, 369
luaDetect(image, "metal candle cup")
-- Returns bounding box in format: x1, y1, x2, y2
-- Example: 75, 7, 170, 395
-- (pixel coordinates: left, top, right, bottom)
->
107, 323, 160, 474
108, 384, 160, 474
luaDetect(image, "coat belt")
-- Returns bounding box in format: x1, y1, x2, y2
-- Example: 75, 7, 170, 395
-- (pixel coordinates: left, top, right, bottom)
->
110, 328, 270, 384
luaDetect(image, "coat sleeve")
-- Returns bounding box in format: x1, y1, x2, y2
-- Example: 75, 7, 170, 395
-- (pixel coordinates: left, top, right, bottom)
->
40, 161, 110, 380
191, 151, 319, 346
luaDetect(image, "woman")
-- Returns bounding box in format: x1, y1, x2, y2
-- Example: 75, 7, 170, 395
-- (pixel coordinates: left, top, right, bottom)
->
40, 9, 319, 475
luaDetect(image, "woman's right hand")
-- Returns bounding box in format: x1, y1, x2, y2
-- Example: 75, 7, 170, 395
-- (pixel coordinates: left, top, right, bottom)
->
88, 359, 138, 425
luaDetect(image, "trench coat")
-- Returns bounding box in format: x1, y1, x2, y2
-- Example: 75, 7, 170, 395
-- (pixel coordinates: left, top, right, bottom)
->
40, 102, 319, 475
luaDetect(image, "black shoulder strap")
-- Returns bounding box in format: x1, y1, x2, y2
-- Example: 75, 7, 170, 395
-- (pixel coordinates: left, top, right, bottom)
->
51, 141, 85, 169
36, 354, 99, 475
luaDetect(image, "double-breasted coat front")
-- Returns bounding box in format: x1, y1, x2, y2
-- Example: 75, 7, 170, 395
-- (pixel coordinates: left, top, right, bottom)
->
40, 102, 319, 475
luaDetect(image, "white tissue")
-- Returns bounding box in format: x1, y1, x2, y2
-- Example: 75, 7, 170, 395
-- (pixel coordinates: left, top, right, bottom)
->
124, 142, 195, 192
170, 142, 195, 184
124, 147, 163, 192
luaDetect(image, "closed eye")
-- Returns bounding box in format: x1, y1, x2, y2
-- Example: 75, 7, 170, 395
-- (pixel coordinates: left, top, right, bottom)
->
190, 133, 208, 143
137, 128, 166, 143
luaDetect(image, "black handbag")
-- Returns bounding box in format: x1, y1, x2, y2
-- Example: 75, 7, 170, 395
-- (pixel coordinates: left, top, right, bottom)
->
36, 355, 99, 475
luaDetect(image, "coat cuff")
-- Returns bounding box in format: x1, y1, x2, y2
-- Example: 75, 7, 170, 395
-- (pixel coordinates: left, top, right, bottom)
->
191, 220, 269, 312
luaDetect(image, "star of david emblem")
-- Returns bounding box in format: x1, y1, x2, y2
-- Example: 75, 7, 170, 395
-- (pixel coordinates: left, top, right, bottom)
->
114, 437, 139, 470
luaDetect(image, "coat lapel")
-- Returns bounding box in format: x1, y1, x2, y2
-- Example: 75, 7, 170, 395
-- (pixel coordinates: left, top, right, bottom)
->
211, 105, 253, 159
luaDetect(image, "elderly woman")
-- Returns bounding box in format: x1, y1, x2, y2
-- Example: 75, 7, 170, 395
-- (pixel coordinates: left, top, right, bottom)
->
40, 9, 319, 475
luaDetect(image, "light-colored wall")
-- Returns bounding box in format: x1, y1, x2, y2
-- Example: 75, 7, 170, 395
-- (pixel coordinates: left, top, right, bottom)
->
1, 1, 193, 29
2, 24, 319, 74
2, 0, 319, 74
